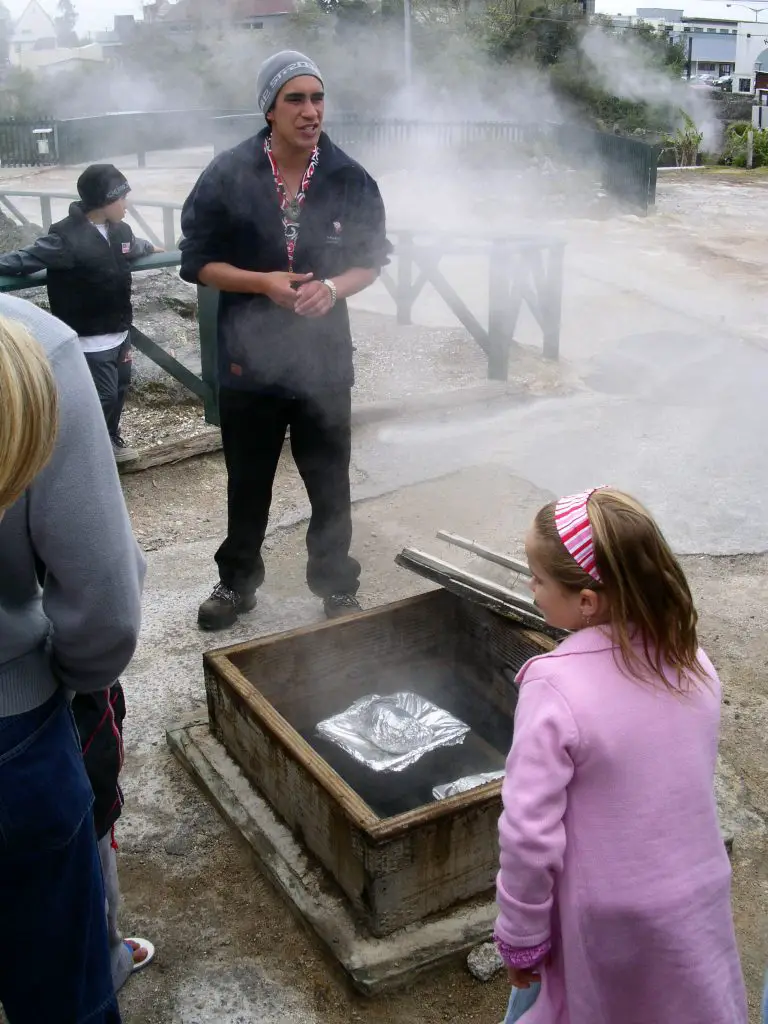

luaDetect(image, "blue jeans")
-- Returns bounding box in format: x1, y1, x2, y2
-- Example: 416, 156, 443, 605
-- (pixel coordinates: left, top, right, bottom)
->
0, 693, 122, 1024
504, 982, 541, 1023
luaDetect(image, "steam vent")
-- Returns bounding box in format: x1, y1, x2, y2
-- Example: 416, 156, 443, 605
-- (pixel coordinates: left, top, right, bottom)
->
169, 587, 556, 993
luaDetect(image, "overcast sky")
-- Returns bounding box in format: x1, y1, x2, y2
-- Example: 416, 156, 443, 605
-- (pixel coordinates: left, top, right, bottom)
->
6, 0, 145, 34
6, 0, 768, 35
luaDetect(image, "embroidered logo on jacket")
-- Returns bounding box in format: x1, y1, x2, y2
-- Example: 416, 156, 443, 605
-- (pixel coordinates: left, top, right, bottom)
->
326, 220, 343, 246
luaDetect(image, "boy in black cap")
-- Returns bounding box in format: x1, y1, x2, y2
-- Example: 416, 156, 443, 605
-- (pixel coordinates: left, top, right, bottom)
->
0, 163, 160, 463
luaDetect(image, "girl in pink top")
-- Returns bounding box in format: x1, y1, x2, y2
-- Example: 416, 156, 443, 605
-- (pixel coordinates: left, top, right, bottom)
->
495, 487, 747, 1024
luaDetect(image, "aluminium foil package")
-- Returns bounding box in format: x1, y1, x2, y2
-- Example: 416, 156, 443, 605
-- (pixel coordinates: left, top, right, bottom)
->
316, 692, 470, 773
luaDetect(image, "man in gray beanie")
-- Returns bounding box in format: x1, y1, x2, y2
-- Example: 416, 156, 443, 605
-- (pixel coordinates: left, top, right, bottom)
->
181, 51, 391, 631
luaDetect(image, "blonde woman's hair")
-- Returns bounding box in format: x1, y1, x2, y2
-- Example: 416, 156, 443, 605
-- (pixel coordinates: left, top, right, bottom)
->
534, 489, 702, 691
0, 316, 58, 511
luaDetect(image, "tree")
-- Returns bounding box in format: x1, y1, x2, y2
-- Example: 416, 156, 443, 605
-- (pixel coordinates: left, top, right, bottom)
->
0, 1, 11, 64
55, 0, 79, 48
486, 1, 581, 65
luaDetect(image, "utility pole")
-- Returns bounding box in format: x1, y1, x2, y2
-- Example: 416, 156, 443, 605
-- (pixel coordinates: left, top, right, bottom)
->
404, 0, 413, 89
687, 34, 693, 79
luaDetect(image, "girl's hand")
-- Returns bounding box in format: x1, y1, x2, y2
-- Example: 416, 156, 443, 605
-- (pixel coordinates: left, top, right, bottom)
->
507, 965, 542, 989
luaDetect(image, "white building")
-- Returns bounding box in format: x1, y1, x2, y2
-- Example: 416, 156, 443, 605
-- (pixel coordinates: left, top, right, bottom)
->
9, 0, 57, 63
734, 20, 768, 93
9, 1, 109, 74
18, 42, 106, 75
672, 17, 738, 79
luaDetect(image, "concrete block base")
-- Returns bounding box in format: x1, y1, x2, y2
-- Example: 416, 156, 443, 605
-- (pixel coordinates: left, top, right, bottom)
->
167, 716, 497, 996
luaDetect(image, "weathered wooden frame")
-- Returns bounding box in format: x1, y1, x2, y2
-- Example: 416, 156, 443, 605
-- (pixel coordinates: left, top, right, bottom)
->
203, 589, 555, 937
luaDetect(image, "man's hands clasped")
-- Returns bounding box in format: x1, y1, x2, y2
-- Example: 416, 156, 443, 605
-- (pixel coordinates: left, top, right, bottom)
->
261, 272, 335, 318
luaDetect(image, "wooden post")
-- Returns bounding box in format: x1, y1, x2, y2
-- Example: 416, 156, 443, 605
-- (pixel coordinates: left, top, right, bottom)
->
487, 239, 511, 381
197, 283, 220, 426
40, 194, 53, 231
395, 230, 414, 325
542, 243, 564, 362
162, 206, 176, 251
747, 130, 754, 170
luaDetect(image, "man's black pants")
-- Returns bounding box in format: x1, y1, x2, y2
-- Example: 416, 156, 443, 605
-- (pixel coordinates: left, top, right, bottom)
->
216, 386, 361, 599
83, 337, 132, 442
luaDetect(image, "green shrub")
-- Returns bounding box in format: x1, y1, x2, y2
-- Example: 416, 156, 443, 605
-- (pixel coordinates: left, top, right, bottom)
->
721, 122, 768, 168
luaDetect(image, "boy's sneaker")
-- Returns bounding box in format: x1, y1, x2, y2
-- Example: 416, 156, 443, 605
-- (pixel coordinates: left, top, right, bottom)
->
198, 583, 257, 631
112, 436, 137, 465
323, 593, 362, 620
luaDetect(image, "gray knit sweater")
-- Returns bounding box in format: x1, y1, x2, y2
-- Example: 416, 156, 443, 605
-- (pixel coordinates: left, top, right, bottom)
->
0, 293, 146, 717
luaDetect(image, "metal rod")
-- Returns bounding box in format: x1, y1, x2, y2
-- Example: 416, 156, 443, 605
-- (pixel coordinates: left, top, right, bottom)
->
399, 547, 541, 614
436, 531, 532, 577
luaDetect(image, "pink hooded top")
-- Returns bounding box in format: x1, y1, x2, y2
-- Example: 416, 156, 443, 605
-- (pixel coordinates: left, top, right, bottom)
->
495, 626, 747, 1024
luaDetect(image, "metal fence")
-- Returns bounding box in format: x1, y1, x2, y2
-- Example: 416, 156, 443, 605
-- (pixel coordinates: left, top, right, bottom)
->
213, 114, 659, 214
0, 110, 659, 213
56, 109, 245, 167
212, 114, 542, 158
0, 118, 58, 167
556, 125, 660, 214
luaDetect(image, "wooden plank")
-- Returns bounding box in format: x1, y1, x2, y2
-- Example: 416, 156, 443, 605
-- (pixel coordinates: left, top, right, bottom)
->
414, 250, 490, 354
117, 429, 222, 475
223, 591, 456, 727
162, 206, 176, 250
126, 203, 162, 247
205, 661, 376, 926
39, 194, 53, 231
130, 327, 210, 399
487, 241, 513, 380
0, 195, 31, 226
543, 243, 565, 361
206, 653, 378, 828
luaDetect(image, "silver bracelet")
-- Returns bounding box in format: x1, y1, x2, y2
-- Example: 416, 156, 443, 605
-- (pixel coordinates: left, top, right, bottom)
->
322, 279, 337, 308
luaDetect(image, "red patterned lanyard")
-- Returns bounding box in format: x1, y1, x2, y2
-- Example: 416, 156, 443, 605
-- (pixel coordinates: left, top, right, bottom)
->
264, 136, 320, 272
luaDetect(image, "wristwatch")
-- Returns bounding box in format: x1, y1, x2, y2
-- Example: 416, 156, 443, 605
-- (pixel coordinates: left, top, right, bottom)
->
322, 279, 338, 308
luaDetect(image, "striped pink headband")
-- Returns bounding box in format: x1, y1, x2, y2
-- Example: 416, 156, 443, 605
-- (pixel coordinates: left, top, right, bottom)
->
554, 488, 605, 582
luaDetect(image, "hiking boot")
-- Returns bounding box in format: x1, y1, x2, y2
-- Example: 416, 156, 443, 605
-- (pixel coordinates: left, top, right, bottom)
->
323, 593, 362, 620
112, 436, 137, 465
198, 583, 257, 631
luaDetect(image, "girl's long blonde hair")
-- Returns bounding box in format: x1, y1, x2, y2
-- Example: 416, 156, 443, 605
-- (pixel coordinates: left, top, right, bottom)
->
534, 489, 702, 691
0, 316, 58, 511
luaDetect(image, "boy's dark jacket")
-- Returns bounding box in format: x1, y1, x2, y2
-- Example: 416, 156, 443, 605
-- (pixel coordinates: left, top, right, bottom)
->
32, 555, 126, 841
180, 128, 391, 395
72, 683, 126, 840
0, 202, 154, 336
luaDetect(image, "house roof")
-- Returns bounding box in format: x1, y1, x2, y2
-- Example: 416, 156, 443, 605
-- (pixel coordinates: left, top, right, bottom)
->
681, 15, 738, 25
11, 0, 56, 36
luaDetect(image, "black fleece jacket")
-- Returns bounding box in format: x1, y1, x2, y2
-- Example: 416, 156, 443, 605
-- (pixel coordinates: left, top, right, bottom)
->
180, 128, 391, 395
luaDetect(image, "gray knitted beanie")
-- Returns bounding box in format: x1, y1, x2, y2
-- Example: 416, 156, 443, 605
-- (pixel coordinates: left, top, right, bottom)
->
256, 50, 324, 115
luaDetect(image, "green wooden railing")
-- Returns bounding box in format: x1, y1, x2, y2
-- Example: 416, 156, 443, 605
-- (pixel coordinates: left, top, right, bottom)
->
0, 251, 218, 426
0, 192, 567, 428
0, 190, 183, 252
